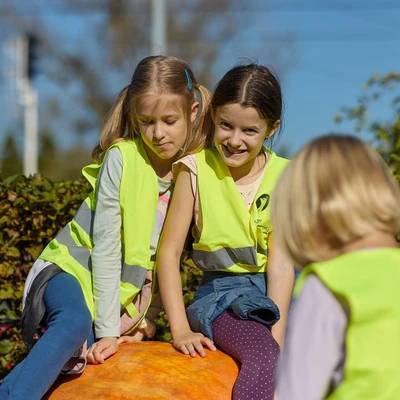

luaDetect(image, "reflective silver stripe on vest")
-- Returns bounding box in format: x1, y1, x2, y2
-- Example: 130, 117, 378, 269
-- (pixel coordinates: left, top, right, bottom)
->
55, 225, 92, 271
121, 262, 148, 288
192, 246, 258, 270
72, 200, 95, 238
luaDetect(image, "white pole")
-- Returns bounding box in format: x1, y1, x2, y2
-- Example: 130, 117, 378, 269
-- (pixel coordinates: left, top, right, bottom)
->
151, 0, 167, 55
15, 36, 39, 176
23, 88, 38, 176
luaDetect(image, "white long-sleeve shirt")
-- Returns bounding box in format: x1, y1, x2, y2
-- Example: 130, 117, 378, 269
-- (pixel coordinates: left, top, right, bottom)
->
91, 148, 172, 338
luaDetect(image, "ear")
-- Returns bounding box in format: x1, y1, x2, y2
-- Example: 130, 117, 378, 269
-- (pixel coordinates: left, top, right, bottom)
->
266, 119, 280, 138
190, 102, 200, 123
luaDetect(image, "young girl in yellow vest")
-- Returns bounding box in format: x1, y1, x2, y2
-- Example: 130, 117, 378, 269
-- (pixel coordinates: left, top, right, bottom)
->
0, 55, 211, 400
157, 63, 295, 400
273, 135, 400, 400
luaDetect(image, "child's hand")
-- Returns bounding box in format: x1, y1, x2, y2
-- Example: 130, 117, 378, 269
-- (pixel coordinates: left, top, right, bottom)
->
117, 331, 144, 344
173, 329, 216, 358
117, 318, 156, 344
87, 337, 118, 364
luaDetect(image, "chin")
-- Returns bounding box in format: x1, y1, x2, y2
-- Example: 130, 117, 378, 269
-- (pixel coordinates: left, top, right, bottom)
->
224, 155, 248, 166
159, 151, 178, 160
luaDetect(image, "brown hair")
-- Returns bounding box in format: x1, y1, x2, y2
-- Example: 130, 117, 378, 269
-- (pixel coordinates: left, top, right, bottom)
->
92, 56, 212, 162
211, 63, 283, 147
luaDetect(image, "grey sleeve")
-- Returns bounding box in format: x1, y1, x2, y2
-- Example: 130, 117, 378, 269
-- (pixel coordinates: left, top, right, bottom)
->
277, 275, 347, 400
91, 148, 123, 338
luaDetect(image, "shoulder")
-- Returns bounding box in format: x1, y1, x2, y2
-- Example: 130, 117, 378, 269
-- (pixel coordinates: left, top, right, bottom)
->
103, 147, 123, 169
108, 139, 139, 155
105, 139, 147, 170
97, 147, 123, 189
262, 148, 290, 182
172, 154, 198, 181
296, 274, 348, 319
265, 148, 290, 166
301, 274, 334, 300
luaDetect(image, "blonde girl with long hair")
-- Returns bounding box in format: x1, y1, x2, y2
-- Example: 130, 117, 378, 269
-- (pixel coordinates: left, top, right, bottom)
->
0, 55, 211, 400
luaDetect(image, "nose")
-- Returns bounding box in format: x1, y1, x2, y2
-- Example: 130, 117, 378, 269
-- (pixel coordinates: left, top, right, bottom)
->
228, 130, 242, 147
153, 123, 165, 141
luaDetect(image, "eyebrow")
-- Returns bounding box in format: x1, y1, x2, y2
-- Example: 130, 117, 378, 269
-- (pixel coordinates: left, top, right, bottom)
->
138, 113, 180, 119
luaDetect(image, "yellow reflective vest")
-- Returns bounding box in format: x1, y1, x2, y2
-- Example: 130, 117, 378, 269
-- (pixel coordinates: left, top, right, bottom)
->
193, 147, 289, 273
40, 139, 158, 326
295, 248, 400, 400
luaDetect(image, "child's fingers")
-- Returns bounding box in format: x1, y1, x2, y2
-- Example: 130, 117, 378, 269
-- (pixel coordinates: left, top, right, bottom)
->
177, 344, 190, 355
175, 341, 198, 357
86, 348, 96, 364
100, 345, 118, 361
185, 342, 200, 358
117, 333, 144, 344
201, 337, 217, 352
87, 343, 102, 364
193, 341, 207, 357
92, 345, 106, 364
173, 331, 215, 357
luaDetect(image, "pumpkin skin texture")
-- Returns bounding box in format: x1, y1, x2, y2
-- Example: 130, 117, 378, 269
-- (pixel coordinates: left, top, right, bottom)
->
44, 341, 239, 400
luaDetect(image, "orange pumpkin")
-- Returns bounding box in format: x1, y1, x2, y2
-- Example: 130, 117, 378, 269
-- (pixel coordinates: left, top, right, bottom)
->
44, 341, 238, 400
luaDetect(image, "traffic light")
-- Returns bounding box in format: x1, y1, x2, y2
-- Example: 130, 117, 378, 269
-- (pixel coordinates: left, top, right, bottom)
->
26, 34, 39, 80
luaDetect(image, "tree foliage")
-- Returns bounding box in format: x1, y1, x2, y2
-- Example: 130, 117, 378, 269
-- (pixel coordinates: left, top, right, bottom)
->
1, 0, 296, 141
335, 72, 400, 180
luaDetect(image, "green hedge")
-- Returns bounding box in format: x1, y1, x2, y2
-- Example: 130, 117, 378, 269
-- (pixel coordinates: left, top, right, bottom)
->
0, 174, 202, 380
3, 169, 398, 380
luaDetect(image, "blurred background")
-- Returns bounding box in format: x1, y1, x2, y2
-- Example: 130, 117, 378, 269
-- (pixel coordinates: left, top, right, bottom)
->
0, 0, 399, 181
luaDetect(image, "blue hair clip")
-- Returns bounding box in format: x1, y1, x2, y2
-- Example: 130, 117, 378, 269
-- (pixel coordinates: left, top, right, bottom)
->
185, 69, 193, 90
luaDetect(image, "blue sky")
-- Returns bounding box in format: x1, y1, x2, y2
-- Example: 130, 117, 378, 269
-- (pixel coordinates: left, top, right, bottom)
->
275, 1, 400, 154
1, 0, 400, 158
214, 0, 400, 155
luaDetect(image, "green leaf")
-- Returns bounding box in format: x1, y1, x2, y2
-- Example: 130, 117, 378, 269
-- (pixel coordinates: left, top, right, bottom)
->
0, 340, 13, 355
5, 247, 21, 258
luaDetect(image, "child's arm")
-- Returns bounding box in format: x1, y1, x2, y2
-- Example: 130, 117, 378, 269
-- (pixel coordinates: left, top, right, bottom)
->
266, 232, 295, 348
277, 275, 347, 400
157, 166, 216, 357
87, 149, 123, 364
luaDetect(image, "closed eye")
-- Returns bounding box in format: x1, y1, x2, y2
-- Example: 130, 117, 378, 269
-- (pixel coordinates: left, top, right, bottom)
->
139, 119, 153, 126
165, 120, 177, 126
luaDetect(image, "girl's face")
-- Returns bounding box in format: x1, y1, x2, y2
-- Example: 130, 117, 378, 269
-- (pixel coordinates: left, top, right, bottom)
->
137, 94, 198, 162
212, 103, 278, 176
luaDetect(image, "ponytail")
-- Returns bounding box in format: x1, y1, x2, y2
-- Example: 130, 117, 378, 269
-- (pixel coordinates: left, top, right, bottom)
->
182, 84, 213, 155
92, 85, 131, 162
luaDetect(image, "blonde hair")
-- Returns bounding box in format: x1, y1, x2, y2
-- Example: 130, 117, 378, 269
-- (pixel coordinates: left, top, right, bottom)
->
92, 55, 212, 162
271, 134, 400, 268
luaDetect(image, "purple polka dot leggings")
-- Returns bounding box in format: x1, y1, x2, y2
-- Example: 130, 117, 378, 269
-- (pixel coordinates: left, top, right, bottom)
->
212, 310, 280, 400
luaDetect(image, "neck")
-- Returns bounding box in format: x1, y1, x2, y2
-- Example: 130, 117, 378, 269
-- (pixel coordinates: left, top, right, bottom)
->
229, 152, 266, 184
343, 230, 398, 253
322, 230, 398, 261
145, 148, 175, 180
